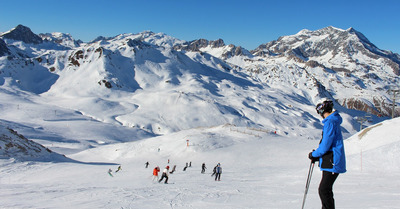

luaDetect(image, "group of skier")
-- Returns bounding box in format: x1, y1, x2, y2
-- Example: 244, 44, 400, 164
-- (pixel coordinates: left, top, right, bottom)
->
202, 163, 222, 181
107, 165, 122, 177
149, 161, 222, 184
211, 163, 222, 181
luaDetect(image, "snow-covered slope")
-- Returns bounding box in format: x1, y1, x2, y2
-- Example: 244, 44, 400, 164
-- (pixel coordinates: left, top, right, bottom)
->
0, 116, 399, 208
0, 124, 65, 161
345, 116, 400, 172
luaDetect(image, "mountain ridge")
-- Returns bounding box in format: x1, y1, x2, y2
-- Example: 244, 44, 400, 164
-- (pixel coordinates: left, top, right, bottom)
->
1, 24, 43, 44
0, 25, 399, 131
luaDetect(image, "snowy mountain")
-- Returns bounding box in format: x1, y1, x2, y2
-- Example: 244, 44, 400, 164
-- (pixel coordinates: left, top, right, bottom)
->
0, 25, 398, 140
39, 32, 82, 49
246, 26, 400, 116
170, 26, 400, 117
1, 24, 43, 44
174, 38, 253, 60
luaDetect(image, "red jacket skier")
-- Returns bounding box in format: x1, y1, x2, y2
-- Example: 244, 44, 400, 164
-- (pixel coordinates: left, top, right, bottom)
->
152, 166, 160, 181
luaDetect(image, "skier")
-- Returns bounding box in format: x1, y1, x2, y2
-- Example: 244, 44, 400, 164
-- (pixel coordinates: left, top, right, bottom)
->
145, 161, 149, 168
214, 163, 222, 181
189, 161, 192, 167
169, 165, 176, 174
152, 166, 160, 182
107, 169, 113, 177
201, 163, 207, 173
159, 166, 170, 184
115, 165, 122, 173
211, 164, 217, 177
308, 99, 346, 209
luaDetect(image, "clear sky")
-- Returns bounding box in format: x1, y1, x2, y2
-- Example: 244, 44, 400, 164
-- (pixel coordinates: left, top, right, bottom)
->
1, 0, 399, 53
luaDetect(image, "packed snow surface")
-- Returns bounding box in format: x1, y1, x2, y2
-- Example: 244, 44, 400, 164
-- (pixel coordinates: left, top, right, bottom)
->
1, 116, 399, 208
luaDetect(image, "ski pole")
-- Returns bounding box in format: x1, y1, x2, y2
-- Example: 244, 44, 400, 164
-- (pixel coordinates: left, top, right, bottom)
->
301, 161, 315, 209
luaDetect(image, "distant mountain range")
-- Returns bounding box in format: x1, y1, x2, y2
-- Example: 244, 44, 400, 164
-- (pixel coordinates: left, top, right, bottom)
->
0, 24, 399, 124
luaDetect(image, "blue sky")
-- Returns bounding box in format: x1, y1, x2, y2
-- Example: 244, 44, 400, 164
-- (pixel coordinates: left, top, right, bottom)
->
1, 0, 399, 53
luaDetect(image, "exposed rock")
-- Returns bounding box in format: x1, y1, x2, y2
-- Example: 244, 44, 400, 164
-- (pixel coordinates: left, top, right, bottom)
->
1, 24, 43, 44
0, 38, 9, 56
39, 32, 82, 48
0, 126, 53, 161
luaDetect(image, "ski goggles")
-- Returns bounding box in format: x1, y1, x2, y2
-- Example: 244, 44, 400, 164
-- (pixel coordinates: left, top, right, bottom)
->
316, 100, 333, 115
316, 103, 325, 115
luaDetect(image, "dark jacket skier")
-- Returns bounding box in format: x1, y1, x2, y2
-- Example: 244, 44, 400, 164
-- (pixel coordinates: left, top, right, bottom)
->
215, 163, 222, 181
115, 165, 122, 173
201, 163, 207, 173
211, 165, 217, 176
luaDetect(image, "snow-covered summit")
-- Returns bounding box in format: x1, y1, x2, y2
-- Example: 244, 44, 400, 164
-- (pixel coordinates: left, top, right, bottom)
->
174, 38, 253, 60
252, 26, 399, 67
0, 24, 43, 44
39, 32, 82, 48
245, 26, 399, 116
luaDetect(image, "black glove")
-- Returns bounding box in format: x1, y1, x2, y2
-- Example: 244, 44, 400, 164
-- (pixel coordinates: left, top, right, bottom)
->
308, 151, 319, 163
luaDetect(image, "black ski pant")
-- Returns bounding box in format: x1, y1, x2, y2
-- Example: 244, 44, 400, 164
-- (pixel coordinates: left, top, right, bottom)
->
215, 173, 221, 181
319, 171, 339, 209
159, 173, 168, 183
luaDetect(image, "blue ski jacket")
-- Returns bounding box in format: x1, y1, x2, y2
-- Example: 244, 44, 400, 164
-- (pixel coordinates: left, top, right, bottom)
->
312, 111, 346, 173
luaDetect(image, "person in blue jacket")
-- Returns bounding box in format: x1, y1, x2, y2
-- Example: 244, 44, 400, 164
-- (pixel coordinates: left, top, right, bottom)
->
309, 99, 346, 209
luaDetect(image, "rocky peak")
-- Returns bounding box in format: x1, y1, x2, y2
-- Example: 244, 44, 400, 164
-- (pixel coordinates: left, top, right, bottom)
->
39, 32, 82, 48
174, 38, 225, 52
251, 26, 400, 73
1, 24, 43, 44
173, 38, 250, 59
0, 38, 9, 56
